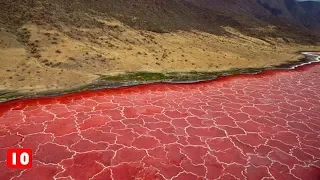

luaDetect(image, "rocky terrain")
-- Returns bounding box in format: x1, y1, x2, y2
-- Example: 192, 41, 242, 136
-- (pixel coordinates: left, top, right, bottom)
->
0, 0, 319, 93
186, 0, 320, 29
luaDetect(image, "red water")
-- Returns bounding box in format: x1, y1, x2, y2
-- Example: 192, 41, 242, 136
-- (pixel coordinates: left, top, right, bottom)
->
1, 63, 320, 180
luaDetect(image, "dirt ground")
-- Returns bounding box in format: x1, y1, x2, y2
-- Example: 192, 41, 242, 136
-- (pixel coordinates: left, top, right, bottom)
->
0, 19, 319, 93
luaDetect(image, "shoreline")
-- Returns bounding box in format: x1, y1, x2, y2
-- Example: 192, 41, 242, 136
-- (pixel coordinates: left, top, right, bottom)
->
0, 51, 319, 103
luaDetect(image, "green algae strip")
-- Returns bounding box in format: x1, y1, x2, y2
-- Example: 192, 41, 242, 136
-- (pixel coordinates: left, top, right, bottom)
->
0, 53, 318, 103
98, 68, 264, 83
0, 69, 260, 102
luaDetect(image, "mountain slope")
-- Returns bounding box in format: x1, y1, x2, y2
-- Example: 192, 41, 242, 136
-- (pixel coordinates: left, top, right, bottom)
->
0, 0, 319, 93
298, 0, 320, 29
184, 0, 320, 32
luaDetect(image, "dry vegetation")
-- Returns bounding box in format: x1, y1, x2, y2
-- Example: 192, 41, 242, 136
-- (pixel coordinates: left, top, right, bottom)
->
0, 0, 319, 93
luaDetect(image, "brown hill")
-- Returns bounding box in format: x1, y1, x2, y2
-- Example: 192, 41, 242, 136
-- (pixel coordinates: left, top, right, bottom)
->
0, 0, 319, 93
185, 0, 320, 32
1, 0, 318, 41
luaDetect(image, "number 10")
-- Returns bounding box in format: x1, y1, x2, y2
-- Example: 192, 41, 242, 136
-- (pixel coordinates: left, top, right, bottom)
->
7, 149, 32, 168
12, 152, 30, 165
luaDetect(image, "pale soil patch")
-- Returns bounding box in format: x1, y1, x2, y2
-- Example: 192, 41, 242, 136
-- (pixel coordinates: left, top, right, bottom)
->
0, 20, 318, 93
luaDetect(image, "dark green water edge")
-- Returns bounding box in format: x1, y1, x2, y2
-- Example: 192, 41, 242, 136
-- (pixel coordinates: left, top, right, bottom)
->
0, 52, 319, 103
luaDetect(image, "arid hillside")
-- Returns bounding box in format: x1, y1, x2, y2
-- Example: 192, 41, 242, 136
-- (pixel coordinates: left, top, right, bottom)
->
185, 0, 320, 31
0, 0, 319, 93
